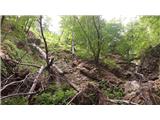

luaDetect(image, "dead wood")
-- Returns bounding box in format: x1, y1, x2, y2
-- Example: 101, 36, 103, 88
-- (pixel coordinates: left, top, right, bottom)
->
27, 66, 45, 99
30, 43, 64, 75
69, 82, 108, 105
67, 91, 82, 105
0, 91, 39, 100
31, 43, 47, 59
79, 67, 100, 81
123, 80, 160, 105
0, 73, 29, 92
107, 99, 138, 105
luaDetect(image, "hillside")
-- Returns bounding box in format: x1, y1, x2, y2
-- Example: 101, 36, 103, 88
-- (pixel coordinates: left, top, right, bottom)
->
1, 15, 160, 105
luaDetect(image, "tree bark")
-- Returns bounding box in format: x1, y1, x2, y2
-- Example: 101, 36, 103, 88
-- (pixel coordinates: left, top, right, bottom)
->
27, 66, 45, 99
71, 32, 75, 55
1, 16, 5, 26
39, 16, 49, 66
92, 16, 102, 64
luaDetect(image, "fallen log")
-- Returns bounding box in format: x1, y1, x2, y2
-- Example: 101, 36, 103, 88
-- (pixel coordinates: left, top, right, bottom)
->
1, 91, 39, 100
30, 43, 64, 75
27, 66, 45, 99
78, 67, 100, 81
31, 43, 46, 59
30, 43, 81, 93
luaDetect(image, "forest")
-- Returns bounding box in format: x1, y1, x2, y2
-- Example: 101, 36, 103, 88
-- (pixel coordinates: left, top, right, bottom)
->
0, 15, 160, 105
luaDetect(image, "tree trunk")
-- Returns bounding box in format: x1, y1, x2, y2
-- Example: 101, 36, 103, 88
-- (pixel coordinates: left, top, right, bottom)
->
1, 16, 5, 26
71, 32, 75, 55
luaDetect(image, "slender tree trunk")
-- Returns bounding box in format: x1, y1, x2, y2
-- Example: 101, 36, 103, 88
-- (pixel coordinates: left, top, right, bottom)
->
71, 32, 75, 55
39, 16, 49, 66
74, 16, 96, 57
93, 16, 102, 64
1, 16, 5, 26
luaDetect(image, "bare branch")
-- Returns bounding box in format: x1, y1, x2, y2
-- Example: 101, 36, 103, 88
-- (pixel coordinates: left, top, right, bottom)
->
1, 80, 24, 92
107, 99, 138, 105
0, 92, 38, 100
30, 43, 64, 75
67, 91, 82, 105
18, 62, 41, 68
1, 55, 41, 68
27, 66, 45, 99
30, 43, 47, 59
1, 73, 30, 92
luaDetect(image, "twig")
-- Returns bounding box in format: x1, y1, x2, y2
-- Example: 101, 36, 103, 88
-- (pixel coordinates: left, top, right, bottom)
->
1, 73, 30, 92
0, 92, 38, 100
18, 62, 41, 68
3, 74, 14, 85
27, 66, 45, 99
4, 58, 41, 68
107, 99, 138, 105
1, 80, 24, 92
67, 91, 82, 105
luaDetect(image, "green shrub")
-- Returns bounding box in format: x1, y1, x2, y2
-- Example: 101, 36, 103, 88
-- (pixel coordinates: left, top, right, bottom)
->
34, 92, 54, 105
103, 58, 119, 69
34, 84, 75, 105
1, 97, 28, 105
104, 87, 124, 99
99, 80, 124, 99
52, 89, 74, 104
76, 47, 92, 60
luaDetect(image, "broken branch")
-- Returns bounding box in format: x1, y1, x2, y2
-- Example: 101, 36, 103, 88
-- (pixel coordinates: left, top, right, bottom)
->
0, 92, 38, 100
27, 66, 45, 99
107, 99, 138, 105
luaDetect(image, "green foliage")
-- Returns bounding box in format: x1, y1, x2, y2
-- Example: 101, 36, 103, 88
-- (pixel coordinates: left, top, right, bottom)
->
76, 46, 92, 60
34, 84, 75, 105
61, 16, 106, 63
1, 97, 28, 105
115, 16, 160, 61
2, 15, 160, 105
103, 58, 119, 69
2, 39, 45, 72
60, 16, 124, 63
104, 87, 124, 99
2, 39, 26, 60
2, 16, 38, 42
99, 80, 124, 99
34, 92, 54, 105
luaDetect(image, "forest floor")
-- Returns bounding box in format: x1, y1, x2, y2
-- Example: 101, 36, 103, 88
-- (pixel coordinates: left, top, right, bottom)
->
47, 50, 160, 105
1, 43, 160, 105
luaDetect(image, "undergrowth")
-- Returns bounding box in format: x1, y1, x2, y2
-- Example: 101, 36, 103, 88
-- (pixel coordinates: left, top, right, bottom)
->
103, 58, 119, 69
1, 97, 28, 105
99, 79, 124, 99
33, 83, 75, 105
